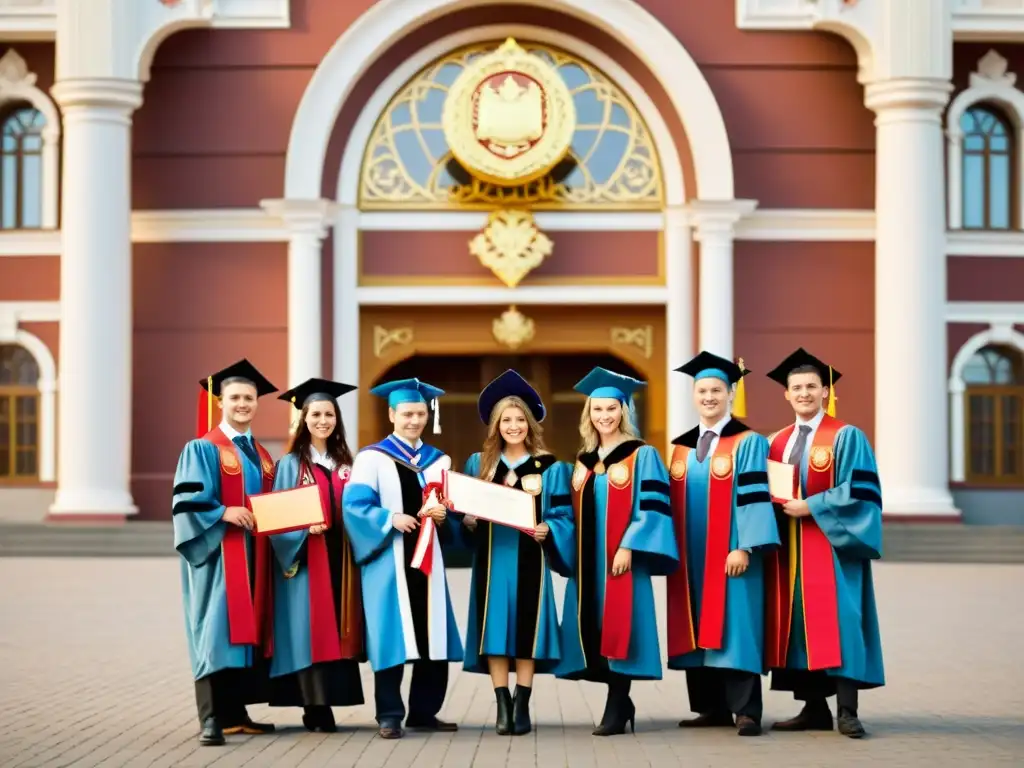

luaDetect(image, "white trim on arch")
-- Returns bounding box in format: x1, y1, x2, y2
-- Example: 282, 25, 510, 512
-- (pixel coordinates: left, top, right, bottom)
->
947, 322, 1024, 482
0, 48, 61, 229
0, 301, 59, 483
946, 49, 1024, 231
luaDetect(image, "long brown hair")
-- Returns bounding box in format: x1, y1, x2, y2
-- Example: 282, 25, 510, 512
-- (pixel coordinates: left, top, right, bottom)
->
478, 395, 550, 480
284, 396, 354, 469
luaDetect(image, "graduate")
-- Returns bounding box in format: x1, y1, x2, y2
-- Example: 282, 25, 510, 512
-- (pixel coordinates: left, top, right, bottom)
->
763, 348, 885, 739
554, 367, 678, 736
665, 351, 779, 737
341, 378, 463, 740
460, 369, 574, 736
266, 378, 365, 732
171, 359, 279, 746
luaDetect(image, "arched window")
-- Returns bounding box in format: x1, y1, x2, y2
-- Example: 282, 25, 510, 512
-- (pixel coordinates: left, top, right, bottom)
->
0, 104, 45, 230
964, 344, 1024, 484
0, 344, 40, 481
961, 105, 1014, 230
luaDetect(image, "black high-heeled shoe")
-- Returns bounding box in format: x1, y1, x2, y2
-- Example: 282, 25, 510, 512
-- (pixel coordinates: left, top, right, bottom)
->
592, 697, 636, 736
302, 706, 337, 733
511, 685, 532, 735
494, 687, 513, 735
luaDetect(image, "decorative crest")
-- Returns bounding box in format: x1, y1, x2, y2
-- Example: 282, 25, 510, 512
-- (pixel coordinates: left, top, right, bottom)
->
0, 49, 33, 87
492, 305, 535, 350
469, 209, 553, 287
972, 49, 1016, 88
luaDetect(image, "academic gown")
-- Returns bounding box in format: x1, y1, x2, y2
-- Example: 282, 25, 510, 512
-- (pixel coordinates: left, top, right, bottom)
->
172, 436, 268, 697
461, 452, 574, 675
554, 440, 678, 682
767, 420, 885, 692
665, 419, 780, 676
265, 452, 365, 707
341, 438, 464, 673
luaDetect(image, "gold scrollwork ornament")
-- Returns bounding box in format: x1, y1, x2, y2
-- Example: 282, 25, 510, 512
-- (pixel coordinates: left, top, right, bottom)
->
374, 326, 413, 358
471, 210, 553, 287
492, 305, 536, 349
810, 446, 833, 472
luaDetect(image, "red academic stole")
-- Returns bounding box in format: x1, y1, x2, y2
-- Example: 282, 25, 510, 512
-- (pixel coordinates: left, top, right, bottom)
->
666, 432, 744, 656
202, 428, 275, 655
571, 452, 638, 660
764, 416, 843, 670
299, 462, 363, 661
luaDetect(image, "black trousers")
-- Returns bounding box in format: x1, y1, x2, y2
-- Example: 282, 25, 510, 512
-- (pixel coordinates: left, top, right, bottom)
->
194, 668, 250, 726
685, 667, 763, 722
784, 671, 859, 716
374, 661, 449, 725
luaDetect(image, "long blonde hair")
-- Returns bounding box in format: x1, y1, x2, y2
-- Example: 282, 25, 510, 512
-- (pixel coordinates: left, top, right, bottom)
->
578, 395, 641, 454
478, 395, 550, 480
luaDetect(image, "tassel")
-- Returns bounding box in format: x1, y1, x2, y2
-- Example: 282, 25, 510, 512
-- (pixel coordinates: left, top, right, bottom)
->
432, 397, 441, 434
826, 365, 837, 417
195, 375, 214, 439
733, 357, 747, 419
289, 395, 301, 434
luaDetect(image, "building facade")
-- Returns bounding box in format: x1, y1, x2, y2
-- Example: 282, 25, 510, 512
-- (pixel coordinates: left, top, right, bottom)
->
0, 0, 1022, 526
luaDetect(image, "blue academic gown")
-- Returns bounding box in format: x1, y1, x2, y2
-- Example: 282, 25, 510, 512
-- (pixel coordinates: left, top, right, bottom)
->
772, 423, 885, 691
341, 437, 464, 673
264, 453, 364, 707
667, 420, 780, 676
555, 440, 678, 682
172, 436, 263, 681
461, 452, 574, 675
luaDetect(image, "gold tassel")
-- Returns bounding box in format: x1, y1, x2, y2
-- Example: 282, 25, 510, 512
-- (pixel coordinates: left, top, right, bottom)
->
827, 365, 837, 417
289, 395, 301, 434
207, 376, 214, 431
733, 357, 747, 418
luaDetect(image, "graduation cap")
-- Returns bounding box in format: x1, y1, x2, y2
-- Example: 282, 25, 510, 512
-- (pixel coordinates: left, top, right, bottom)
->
765, 347, 841, 417
370, 377, 446, 434
477, 369, 545, 424
573, 367, 646, 402
278, 378, 357, 434
674, 351, 745, 385
195, 358, 278, 439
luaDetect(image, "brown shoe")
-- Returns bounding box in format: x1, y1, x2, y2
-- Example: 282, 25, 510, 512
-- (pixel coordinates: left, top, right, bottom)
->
736, 715, 762, 736
378, 724, 404, 739
678, 712, 734, 728
771, 704, 833, 732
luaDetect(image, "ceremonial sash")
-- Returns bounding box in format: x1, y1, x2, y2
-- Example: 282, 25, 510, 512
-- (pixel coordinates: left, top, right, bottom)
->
666, 434, 743, 655
203, 428, 275, 654
571, 452, 638, 661
299, 462, 344, 664
765, 416, 843, 670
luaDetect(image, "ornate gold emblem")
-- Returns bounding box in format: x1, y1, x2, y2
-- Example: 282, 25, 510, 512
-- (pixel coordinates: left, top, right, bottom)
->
521, 474, 543, 496
373, 325, 413, 358
810, 446, 833, 472
219, 447, 241, 475
471, 209, 553, 287
710, 454, 733, 480
670, 459, 687, 481
572, 461, 588, 491
492, 305, 536, 350
607, 462, 631, 489
443, 38, 576, 186
610, 325, 654, 360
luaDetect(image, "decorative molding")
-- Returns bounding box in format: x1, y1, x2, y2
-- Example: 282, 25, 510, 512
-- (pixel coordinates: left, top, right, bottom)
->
736, 209, 875, 241
0, 1, 54, 41
946, 302, 1024, 324
130, 209, 290, 242
947, 231, 1024, 256
610, 325, 653, 359
0, 300, 59, 322
492, 306, 536, 350
470, 210, 552, 287
358, 285, 668, 306
357, 210, 665, 232
0, 230, 60, 256
372, 325, 413, 358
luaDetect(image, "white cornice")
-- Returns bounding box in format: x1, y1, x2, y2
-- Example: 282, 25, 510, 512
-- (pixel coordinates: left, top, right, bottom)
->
947, 231, 1024, 257
946, 302, 1024, 324
736, 209, 875, 241
0, 301, 60, 323
356, 285, 668, 305
0, 230, 60, 256
130, 209, 289, 243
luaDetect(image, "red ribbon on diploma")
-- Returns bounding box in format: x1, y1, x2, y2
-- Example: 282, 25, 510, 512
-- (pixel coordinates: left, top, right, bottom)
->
410, 483, 444, 575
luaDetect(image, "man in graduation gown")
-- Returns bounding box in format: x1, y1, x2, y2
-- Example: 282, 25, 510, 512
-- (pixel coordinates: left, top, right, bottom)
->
666, 352, 780, 737
342, 378, 464, 739
171, 359, 279, 746
763, 348, 885, 739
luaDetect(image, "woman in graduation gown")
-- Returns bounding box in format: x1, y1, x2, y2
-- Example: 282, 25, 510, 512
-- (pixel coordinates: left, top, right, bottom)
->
266, 378, 366, 732
460, 370, 574, 736
554, 367, 679, 736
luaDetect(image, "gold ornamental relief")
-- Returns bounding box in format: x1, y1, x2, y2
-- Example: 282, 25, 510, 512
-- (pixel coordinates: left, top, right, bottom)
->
611, 326, 654, 359
443, 38, 576, 186
470, 209, 553, 287
373, 326, 413, 358
492, 305, 535, 350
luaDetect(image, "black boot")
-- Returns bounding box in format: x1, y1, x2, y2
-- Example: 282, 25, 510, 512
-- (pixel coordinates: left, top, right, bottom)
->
198, 716, 224, 746
302, 705, 337, 733
512, 685, 532, 735
494, 686, 513, 735
593, 677, 635, 736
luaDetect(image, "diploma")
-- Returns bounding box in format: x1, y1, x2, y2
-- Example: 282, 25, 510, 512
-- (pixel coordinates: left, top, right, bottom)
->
442, 469, 536, 533
767, 459, 797, 504
248, 484, 327, 535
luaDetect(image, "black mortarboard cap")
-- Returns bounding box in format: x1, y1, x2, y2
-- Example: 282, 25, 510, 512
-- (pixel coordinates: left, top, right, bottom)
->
765, 347, 843, 388
278, 377, 357, 409
199, 358, 278, 398
674, 351, 745, 385
477, 369, 545, 424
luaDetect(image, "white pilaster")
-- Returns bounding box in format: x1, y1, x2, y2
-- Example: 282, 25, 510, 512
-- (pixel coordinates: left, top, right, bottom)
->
260, 198, 339, 387
48, 79, 142, 519
866, 77, 959, 517
665, 205, 695, 444
333, 205, 360, 453
688, 200, 758, 361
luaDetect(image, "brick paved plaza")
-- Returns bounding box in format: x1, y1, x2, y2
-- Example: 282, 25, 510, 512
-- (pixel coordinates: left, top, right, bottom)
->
1, 559, 1022, 767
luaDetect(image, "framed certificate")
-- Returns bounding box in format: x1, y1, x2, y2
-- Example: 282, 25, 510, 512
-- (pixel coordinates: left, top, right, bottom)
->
767, 460, 797, 504
442, 469, 536, 533
248, 484, 327, 536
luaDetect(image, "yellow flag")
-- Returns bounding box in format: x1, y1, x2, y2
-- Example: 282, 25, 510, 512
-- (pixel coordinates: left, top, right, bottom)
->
733, 357, 747, 418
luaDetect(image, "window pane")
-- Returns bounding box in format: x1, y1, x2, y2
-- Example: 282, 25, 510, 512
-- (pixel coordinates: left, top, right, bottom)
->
969, 394, 996, 476
989, 153, 1011, 228
15, 448, 36, 476
1002, 395, 1022, 477
963, 354, 995, 384
963, 153, 986, 228
20, 153, 41, 228
1, 153, 16, 229
964, 135, 986, 152
990, 135, 1009, 152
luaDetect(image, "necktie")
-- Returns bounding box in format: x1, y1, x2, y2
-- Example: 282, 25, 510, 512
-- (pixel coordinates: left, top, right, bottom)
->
696, 429, 716, 463
233, 435, 260, 467
788, 425, 813, 467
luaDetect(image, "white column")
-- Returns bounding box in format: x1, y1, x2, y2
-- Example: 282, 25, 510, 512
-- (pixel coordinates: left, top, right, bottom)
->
866, 78, 959, 517
38, 379, 56, 483
333, 205, 360, 453
688, 200, 757, 361
948, 379, 965, 484
260, 199, 339, 388
48, 79, 142, 520
665, 205, 695, 446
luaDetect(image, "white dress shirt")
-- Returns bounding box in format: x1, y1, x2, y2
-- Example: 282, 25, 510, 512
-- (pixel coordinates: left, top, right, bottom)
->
309, 444, 336, 471
782, 408, 826, 463
698, 414, 733, 458
218, 419, 251, 442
